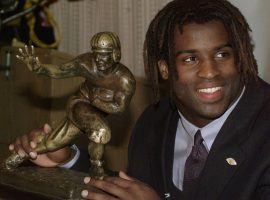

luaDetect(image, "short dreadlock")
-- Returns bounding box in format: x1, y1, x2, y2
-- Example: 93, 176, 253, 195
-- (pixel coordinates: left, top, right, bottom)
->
144, 0, 258, 101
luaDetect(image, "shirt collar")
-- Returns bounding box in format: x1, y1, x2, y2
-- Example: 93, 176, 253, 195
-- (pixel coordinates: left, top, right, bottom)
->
178, 86, 245, 150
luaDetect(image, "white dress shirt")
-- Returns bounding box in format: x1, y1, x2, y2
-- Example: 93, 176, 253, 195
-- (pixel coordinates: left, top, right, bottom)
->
173, 87, 245, 190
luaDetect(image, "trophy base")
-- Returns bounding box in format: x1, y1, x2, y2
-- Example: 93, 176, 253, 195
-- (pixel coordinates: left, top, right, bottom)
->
0, 166, 105, 200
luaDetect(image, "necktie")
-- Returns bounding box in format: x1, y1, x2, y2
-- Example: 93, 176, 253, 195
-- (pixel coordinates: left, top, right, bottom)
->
183, 130, 208, 194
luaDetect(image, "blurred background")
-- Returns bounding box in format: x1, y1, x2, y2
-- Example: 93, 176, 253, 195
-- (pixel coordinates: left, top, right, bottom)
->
1, 0, 270, 78
52, 0, 270, 80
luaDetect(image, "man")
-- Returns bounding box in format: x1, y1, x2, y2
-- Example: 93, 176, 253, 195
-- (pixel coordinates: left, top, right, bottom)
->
9, 0, 270, 199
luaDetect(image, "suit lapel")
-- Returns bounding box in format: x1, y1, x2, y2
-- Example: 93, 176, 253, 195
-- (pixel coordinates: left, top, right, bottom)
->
150, 101, 181, 198
196, 81, 265, 199
196, 142, 245, 199
148, 101, 179, 196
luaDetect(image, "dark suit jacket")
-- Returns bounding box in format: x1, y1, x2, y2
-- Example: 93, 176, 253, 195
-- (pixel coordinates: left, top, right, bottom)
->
127, 79, 270, 200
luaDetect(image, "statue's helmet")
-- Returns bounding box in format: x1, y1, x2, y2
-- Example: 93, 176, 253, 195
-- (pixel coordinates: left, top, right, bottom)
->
91, 32, 121, 62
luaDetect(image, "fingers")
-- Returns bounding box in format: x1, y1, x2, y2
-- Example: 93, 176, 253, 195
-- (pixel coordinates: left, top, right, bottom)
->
82, 176, 160, 200
13, 137, 26, 158
43, 123, 52, 134
16, 45, 36, 60
24, 45, 30, 56
20, 133, 33, 154
18, 48, 26, 57
119, 171, 134, 181
9, 123, 51, 159
31, 45, 35, 55
16, 54, 24, 60
83, 177, 129, 199
101, 172, 136, 189
82, 175, 161, 200
103, 176, 133, 189
8, 145, 14, 153
11, 132, 35, 159
81, 189, 118, 200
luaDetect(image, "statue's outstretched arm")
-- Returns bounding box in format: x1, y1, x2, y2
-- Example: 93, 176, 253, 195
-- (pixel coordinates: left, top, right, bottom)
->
16, 45, 83, 79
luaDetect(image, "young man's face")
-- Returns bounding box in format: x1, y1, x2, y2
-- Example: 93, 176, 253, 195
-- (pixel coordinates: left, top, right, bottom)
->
171, 20, 243, 127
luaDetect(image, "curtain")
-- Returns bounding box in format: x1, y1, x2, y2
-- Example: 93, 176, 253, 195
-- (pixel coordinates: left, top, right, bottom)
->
51, 0, 270, 82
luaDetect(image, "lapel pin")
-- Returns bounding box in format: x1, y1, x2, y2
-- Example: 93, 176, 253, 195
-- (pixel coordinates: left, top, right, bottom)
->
226, 158, 237, 166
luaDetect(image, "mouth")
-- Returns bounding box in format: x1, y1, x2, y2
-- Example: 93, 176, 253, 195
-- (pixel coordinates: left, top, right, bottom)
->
197, 86, 224, 102
198, 86, 222, 94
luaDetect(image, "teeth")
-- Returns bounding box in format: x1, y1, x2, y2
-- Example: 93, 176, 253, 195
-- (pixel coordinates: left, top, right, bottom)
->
198, 87, 221, 94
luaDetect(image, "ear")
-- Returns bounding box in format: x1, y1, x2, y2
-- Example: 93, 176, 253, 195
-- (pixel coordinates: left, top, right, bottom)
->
112, 49, 121, 62
158, 60, 169, 80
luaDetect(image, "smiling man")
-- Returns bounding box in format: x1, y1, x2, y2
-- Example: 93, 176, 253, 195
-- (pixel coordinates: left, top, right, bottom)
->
78, 0, 270, 199
9, 0, 270, 199
123, 0, 270, 199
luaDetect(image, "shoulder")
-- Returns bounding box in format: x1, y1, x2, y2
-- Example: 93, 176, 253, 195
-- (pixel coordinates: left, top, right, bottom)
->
248, 78, 270, 110
240, 78, 270, 144
127, 98, 174, 183
133, 98, 173, 129
128, 98, 173, 151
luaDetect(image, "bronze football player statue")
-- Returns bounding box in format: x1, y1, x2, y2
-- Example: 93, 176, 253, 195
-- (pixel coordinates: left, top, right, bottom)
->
3, 32, 136, 178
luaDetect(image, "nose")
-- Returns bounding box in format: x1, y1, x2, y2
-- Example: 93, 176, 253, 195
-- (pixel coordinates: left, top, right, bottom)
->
197, 59, 220, 79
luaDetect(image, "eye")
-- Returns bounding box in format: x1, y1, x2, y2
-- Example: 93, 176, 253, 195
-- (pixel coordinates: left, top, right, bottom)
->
183, 56, 197, 63
215, 51, 230, 59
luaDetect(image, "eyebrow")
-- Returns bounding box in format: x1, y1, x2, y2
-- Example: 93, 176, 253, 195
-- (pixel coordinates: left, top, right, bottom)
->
215, 43, 232, 51
174, 43, 232, 56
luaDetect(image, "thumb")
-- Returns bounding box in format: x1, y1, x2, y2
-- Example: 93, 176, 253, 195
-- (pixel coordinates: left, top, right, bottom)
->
119, 171, 134, 181
43, 123, 52, 134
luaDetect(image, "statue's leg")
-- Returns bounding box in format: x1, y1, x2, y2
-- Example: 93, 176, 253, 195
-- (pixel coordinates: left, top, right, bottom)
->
67, 98, 111, 178
88, 142, 104, 179
87, 116, 111, 179
3, 119, 82, 170
35, 118, 82, 153
68, 95, 111, 178
3, 94, 85, 170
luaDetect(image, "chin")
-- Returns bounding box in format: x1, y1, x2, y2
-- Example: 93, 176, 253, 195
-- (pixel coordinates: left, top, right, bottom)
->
198, 106, 228, 120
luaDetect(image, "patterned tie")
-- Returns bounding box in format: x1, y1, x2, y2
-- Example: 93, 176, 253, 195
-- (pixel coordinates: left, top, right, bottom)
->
183, 130, 208, 194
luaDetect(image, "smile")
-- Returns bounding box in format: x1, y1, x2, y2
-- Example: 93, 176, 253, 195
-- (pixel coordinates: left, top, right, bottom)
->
197, 86, 224, 102
198, 87, 222, 94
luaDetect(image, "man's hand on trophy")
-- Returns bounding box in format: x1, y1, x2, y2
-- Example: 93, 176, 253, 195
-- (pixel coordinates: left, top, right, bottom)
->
8, 124, 71, 167
16, 45, 41, 71
81, 171, 161, 200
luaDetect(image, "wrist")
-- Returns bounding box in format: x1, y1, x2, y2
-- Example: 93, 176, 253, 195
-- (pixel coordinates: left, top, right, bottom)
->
57, 148, 75, 165
58, 145, 80, 169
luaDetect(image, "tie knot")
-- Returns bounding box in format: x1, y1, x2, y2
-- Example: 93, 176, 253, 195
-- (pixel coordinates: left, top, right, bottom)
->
194, 130, 203, 145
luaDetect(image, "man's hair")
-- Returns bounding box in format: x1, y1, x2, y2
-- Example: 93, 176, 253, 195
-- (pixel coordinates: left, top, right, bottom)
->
144, 0, 258, 100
